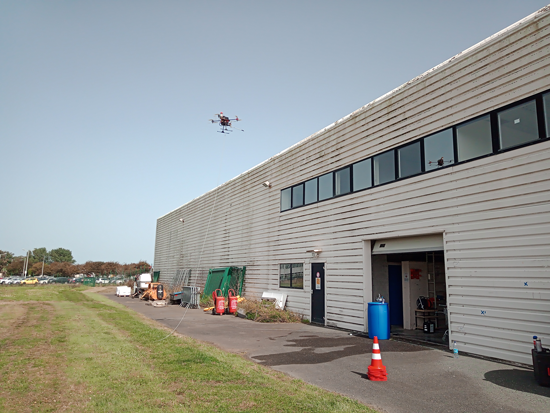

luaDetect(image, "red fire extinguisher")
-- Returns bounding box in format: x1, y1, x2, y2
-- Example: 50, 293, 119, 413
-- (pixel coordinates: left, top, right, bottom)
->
228, 289, 238, 314
212, 289, 225, 315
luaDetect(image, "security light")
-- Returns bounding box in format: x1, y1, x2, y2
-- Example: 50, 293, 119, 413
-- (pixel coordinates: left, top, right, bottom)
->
179, 218, 184, 223
306, 249, 322, 258
262, 181, 271, 188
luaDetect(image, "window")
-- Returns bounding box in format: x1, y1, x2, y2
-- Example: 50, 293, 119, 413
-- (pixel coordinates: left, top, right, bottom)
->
292, 184, 304, 208
544, 93, 550, 138
304, 178, 318, 205
498, 100, 539, 150
398, 142, 422, 178
279, 90, 548, 213
281, 188, 291, 211
335, 167, 351, 196
353, 158, 372, 191
373, 150, 395, 185
424, 128, 454, 171
279, 263, 303, 289
318, 172, 333, 201
456, 115, 492, 162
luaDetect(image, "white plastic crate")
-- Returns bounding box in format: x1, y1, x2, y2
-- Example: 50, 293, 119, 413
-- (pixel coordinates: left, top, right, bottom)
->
116, 286, 131, 297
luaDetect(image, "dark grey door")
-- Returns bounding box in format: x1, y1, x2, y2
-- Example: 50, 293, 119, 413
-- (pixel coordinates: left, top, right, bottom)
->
311, 263, 325, 324
388, 264, 403, 326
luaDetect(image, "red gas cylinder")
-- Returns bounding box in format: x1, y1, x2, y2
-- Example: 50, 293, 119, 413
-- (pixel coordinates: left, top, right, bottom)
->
228, 289, 238, 314
213, 289, 225, 315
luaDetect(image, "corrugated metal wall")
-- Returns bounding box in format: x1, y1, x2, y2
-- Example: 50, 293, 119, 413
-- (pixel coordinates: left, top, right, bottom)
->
155, 8, 550, 364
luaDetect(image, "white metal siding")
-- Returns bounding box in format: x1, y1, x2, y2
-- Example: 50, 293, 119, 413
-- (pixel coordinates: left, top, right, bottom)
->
154, 8, 550, 364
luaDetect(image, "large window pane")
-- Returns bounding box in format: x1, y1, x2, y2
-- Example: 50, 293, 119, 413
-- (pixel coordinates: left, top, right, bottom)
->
498, 100, 538, 150
279, 264, 291, 288
373, 151, 395, 185
544, 93, 550, 138
424, 129, 454, 171
456, 115, 492, 162
304, 178, 318, 205
279, 263, 303, 289
292, 184, 304, 208
280, 188, 291, 211
318, 172, 333, 201
291, 263, 303, 288
398, 142, 421, 178
353, 158, 372, 191
335, 167, 351, 196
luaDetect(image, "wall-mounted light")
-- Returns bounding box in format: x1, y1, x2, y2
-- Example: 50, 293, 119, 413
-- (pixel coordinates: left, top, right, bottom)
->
179, 218, 184, 223
262, 181, 271, 188
306, 249, 322, 258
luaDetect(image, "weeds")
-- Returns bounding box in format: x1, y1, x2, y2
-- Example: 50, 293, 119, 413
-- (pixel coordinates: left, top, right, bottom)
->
199, 293, 214, 308
238, 299, 307, 323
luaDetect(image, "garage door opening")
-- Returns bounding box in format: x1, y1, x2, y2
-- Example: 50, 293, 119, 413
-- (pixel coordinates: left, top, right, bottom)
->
371, 235, 447, 345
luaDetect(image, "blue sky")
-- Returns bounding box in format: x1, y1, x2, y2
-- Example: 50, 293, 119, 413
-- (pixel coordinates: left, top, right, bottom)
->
1, 0, 548, 264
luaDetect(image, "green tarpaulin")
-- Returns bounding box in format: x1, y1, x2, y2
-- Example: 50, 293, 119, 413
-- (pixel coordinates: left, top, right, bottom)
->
203, 266, 245, 298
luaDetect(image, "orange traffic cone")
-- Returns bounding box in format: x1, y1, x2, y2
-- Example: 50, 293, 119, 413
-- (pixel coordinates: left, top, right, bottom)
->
367, 336, 387, 381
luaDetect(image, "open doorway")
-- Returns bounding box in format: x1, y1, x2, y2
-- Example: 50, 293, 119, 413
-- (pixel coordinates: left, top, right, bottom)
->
370, 235, 447, 345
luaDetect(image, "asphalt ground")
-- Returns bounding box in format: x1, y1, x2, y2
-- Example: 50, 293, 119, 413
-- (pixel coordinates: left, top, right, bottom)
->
102, 292, 550, 413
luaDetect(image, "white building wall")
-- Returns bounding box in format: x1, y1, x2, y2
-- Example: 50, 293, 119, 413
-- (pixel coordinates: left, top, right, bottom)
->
155, 7, 550, 364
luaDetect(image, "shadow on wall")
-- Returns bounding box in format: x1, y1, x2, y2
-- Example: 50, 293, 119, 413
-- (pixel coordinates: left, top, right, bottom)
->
484, 369, 550, 397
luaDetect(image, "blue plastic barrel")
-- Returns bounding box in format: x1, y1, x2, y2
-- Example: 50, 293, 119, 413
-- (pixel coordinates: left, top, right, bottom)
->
368, 302, 390, 340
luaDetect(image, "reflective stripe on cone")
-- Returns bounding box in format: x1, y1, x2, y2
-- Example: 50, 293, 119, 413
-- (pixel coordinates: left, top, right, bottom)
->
367, 336, 387, 381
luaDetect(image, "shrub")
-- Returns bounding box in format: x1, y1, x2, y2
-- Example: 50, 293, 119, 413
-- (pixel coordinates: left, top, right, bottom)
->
239, 299, 306, 323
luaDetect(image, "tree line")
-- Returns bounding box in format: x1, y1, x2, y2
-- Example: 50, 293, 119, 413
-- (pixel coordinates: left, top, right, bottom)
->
0, 248, 151, 278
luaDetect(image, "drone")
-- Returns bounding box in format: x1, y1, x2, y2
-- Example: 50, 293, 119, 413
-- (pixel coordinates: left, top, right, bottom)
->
428, 157, 453, 167
208, 112, 243, 134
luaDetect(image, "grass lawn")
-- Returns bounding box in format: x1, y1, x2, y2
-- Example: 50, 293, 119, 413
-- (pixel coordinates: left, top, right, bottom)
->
0, 285, 377, 413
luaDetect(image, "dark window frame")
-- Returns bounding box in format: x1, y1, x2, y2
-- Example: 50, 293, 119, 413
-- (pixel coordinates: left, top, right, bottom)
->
291, 183, 304, 208
318, 172, 334, 201
496, 98, 539, 151
423, 128, 455, 172
455, 113, 493, 163
280, 187, 292, 211
304, 177, 318, 205
279, 263, 304, 289
334, 165, 352, 197
352, 158, 373, 192
373, 149, 396, 187
396, 140, 424, 179
280, 88, 550, 212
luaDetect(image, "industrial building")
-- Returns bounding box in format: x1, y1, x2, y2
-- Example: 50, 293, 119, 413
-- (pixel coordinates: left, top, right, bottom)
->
155, 6, 550, 365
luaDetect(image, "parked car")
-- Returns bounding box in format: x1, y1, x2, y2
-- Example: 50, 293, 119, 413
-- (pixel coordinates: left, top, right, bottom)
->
97, 278, 110, 284
21, 278, 38, 285
37, 277, 50, 284
52, 277, 69, 284
9, 277, 23, 285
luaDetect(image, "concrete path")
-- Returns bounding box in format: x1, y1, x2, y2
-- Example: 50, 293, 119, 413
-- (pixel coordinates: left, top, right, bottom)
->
103, 293, 550, 413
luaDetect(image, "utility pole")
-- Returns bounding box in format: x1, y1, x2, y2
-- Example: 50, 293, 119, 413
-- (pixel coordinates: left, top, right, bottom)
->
24, 251, 30, 278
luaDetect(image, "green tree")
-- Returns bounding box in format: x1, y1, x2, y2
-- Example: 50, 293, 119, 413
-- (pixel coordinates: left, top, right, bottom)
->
32, 247, 52, 265
49, 248, 75, 264
0, 250, 14, 272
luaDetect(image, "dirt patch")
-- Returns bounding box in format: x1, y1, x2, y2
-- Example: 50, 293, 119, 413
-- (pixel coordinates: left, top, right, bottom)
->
0, 304, 25, 339
0, 302, 89, 413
